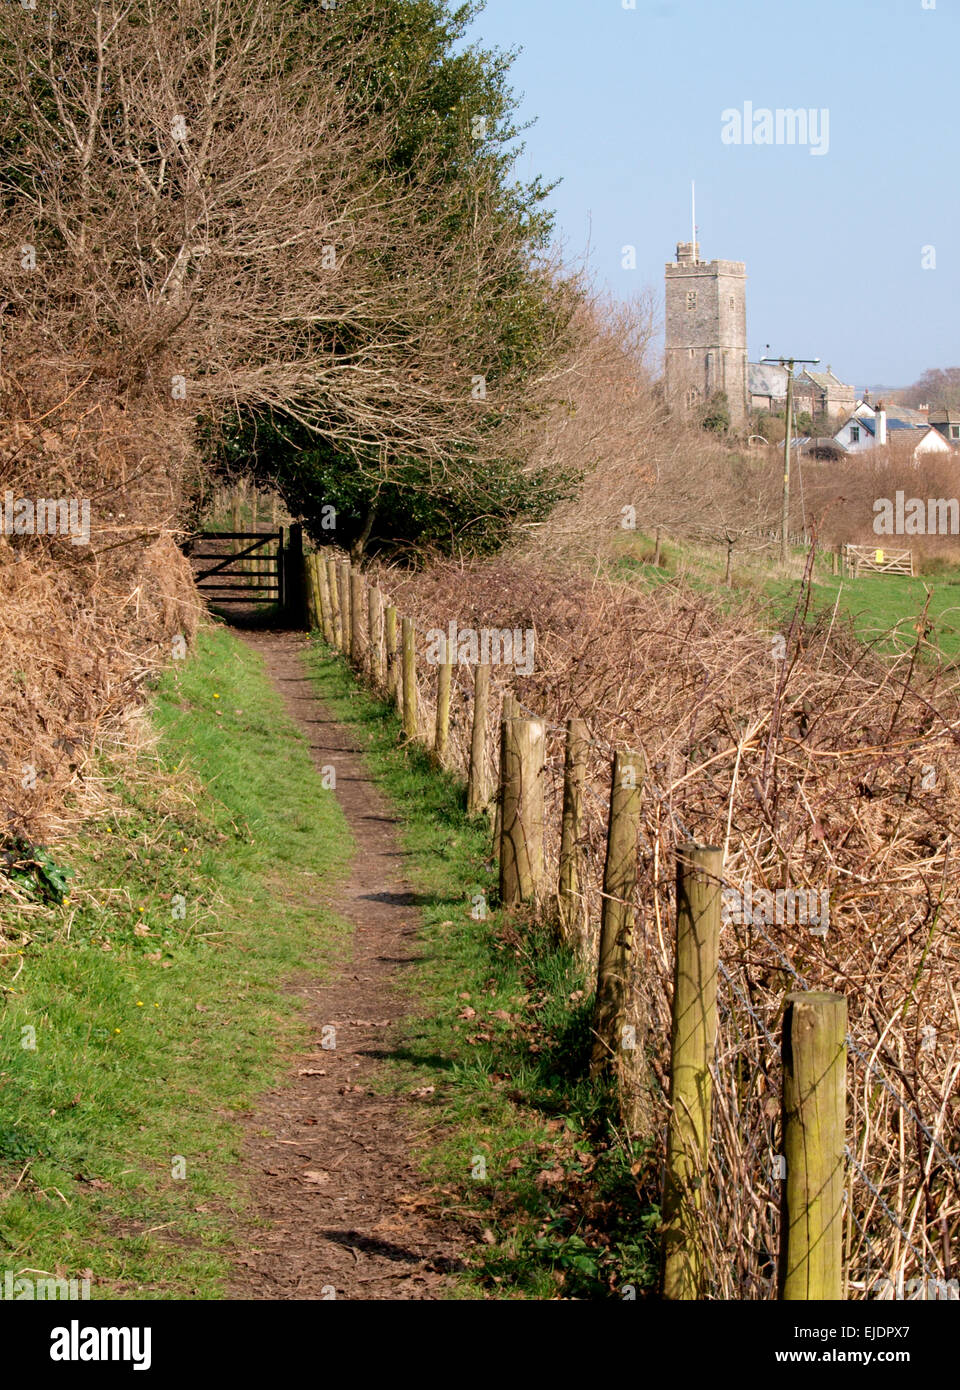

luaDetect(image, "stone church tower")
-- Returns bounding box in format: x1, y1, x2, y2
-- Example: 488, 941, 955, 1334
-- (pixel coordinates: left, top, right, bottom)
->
664, 241, 748, 429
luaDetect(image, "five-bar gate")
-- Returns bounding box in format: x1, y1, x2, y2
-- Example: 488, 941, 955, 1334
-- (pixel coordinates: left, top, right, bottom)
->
188, 530, 284, 606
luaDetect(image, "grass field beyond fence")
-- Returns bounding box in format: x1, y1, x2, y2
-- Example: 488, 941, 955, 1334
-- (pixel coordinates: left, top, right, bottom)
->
614, 532, 960, 660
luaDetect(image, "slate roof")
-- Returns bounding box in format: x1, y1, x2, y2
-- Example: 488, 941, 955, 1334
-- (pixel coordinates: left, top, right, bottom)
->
800, 368, 848, 390
858, 416, 926, 436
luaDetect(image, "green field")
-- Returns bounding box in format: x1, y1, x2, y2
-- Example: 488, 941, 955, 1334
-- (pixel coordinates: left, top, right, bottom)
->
613, 533, 960, 660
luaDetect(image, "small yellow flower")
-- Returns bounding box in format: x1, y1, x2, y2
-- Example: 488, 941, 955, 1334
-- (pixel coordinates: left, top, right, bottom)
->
213, 693, 220, 700
114, 1028, 121, 1034
136, 1001, 144, 1007
63, 896, 71, 905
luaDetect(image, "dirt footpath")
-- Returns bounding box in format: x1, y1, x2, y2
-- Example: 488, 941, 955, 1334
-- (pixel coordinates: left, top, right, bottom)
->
228, 631, 466, 1300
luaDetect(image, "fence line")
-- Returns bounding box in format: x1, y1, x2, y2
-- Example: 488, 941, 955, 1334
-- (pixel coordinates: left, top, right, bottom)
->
302, 548, 958, 1301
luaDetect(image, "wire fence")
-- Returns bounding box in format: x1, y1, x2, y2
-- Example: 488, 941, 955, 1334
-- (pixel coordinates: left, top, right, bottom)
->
317, 556, 960, 1300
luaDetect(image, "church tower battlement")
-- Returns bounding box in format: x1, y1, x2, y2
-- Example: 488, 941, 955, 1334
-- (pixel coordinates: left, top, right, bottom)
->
664, 240, 748, 429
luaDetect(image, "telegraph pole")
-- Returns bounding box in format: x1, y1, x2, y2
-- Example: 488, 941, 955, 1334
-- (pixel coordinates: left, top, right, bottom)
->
761, 354, 819, 566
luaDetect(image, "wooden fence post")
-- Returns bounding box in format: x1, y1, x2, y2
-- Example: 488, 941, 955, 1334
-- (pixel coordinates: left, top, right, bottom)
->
318, 556, 335, 645
661, 843, 723, 1301
385, 605, 399, 704
401, 616, 418, 740
368, 587, 384, 689
433, 642, 453, 765
339, 560, 352, 657
308, 553, 320, 631
590, 749, 644, 1077
311, 553, 325, 631
350, 570, 365, 670
778, 991, 847, 1302
326, 557, 342, 651
558, 717, 588, 951
232, 490, 241, 574
498, 716, 545, 906
304, 553, 318, 630
466, 661, 491, 816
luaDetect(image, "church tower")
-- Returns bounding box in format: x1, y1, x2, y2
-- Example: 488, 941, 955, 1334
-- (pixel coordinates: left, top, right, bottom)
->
664, 240, 748, 429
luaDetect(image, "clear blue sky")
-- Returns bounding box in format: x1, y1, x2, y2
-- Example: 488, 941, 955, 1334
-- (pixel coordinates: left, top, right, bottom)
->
464, 0, 958, 390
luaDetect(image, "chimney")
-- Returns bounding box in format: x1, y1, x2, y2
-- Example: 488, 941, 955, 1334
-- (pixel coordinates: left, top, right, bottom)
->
876, 401, 887, 446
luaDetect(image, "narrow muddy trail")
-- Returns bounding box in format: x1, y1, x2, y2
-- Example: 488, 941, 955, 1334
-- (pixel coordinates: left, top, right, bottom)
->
228, 631, 467, 1300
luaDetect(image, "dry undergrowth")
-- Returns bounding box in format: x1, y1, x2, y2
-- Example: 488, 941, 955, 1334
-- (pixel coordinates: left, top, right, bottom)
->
374, 552, 960, 1299
0, 368, 202, 888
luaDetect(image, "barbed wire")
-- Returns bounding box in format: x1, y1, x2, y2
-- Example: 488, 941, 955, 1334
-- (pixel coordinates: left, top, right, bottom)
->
844, 1146, 939, 1284
844, 1034, 960, 1180
443, 682, 960, 1258
718, 959, 781, 1050
718, 945, 960, 1181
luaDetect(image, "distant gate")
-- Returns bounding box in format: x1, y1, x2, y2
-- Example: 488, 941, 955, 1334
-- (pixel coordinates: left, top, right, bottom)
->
842, 543, 914, 578
188, 530, 284, 606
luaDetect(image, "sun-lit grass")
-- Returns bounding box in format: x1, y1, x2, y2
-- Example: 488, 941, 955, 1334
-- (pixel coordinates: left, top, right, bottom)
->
0, 626, 351, 1299
613, 530, 960, 659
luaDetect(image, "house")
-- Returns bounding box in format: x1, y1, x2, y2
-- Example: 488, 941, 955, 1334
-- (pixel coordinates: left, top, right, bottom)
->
833, 403, 952, 460
747, 361, 856, 422
794, 367, 856, 423
929, 407, 960, 446
856, 397, 929, 426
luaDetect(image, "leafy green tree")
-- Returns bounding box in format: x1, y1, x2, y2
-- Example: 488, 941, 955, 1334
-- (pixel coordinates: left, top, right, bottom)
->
209, 0, 581, 559
207, 412, 577, 558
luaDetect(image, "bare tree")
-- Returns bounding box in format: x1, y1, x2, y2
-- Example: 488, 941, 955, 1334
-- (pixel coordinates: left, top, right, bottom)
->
0, 0, 575, 485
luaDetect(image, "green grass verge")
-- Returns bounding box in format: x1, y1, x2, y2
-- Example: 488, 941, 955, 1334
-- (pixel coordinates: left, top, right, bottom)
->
303, 639, 660, 1300
0, 626, 351, 1299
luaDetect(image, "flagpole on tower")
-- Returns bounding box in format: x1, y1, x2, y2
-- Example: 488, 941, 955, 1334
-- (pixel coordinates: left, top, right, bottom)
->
691, 181, 696, 262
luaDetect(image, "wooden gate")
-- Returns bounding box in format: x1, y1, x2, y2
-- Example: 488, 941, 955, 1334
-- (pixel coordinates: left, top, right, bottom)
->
842, 544, 914, 578
188, 530, 284, 605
